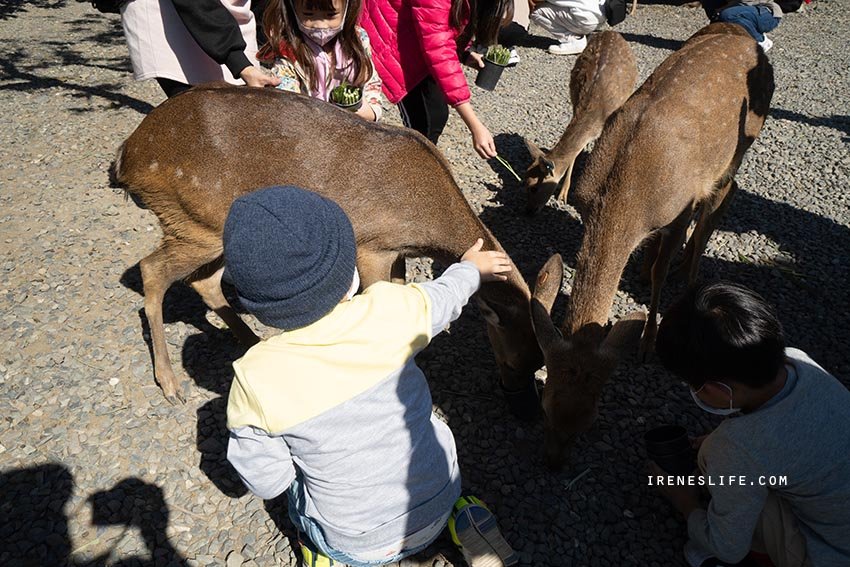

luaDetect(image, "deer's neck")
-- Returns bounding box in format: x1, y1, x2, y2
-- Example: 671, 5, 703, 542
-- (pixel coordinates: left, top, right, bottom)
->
547, 128, 589, 179
565, 211, 642, 334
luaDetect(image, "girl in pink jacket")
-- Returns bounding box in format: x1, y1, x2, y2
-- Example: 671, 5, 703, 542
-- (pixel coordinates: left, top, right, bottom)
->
360, 0, 512, 157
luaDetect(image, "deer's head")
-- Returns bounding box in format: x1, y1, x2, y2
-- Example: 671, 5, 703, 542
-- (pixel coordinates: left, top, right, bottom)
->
523, 139, 560, 215
530, 254, 646, 470
475, 285, 545, 421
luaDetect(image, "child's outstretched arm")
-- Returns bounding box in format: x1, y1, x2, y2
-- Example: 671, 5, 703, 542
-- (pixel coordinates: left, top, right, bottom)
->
418, 239, 512, 336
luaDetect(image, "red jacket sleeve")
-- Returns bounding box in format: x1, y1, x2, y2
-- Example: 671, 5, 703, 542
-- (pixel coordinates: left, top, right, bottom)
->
409, 0, 471, 107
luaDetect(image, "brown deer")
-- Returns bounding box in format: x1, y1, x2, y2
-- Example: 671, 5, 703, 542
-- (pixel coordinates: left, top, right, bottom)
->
528, 24, 775, 469
114, 85, 542, 413
524, 31, 637, 215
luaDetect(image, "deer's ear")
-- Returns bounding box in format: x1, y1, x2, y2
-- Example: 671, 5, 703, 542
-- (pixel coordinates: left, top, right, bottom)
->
524, 138, 546, 160
599, 310, 647, 361
532, 254, 563, 313
531, 298, 561, 354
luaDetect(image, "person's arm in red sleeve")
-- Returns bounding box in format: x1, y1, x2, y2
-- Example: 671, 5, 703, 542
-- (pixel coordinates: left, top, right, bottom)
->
408, 0, 497, 158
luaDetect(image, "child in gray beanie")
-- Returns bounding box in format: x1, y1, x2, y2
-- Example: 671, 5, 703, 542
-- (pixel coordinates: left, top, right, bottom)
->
223, 185, 519, 567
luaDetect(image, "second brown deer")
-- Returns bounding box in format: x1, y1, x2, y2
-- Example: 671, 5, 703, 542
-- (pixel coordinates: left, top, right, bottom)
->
530, 24, 775, 469
524, 31, 637, 215
113, 85, 543, 415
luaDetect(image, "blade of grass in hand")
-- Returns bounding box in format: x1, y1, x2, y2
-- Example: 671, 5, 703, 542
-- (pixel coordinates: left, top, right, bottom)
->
495, 154, 522, 182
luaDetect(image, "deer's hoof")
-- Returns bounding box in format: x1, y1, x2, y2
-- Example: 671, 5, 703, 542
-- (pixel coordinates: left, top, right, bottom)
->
164, 389, 187, 406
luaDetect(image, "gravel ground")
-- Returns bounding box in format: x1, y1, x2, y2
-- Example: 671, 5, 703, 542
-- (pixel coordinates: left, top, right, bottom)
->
1, 1, 848, 566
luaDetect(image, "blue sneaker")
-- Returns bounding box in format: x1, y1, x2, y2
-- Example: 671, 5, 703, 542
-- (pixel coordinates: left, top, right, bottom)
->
448, 496, 518, 567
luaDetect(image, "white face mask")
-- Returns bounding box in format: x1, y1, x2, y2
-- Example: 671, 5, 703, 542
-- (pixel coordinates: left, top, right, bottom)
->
690, 382, 741, 416
344, 267, 359, 301
292, 1, 347, 46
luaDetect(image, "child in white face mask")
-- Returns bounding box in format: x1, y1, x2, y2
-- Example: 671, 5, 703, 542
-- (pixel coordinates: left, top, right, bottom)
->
259, 0, 384, 121
652, 281, 850, 567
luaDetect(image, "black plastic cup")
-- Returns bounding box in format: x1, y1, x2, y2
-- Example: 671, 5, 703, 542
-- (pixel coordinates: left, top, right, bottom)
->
475, 59, 507, 91
334, 97, 362, 112
645, 425, 695, 474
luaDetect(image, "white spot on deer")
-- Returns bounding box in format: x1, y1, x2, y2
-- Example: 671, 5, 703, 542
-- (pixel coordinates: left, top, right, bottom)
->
148, 161, 159, 172
174, 167, 183, 178
191, 175, 200, 187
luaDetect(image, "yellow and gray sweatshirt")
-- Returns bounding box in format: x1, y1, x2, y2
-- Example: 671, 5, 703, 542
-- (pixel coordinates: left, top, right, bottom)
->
226, 261, 481, 556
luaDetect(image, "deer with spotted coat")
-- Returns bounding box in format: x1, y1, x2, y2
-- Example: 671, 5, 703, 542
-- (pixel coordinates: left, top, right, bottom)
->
529, 24, 774, 469
113, 85, 543, 414
524, 31, 637, 215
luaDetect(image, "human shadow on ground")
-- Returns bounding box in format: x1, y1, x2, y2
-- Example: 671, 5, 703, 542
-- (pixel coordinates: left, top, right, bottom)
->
87, 478, 189, 566
0, 465, 187, 566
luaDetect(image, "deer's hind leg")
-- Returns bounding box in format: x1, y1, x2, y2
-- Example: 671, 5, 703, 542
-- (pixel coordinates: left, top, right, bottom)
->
357, 250, 400, 287
139, 233, 222, 404
188, 260, 259, 347
680, 179, 738, 284
639, 205, 694, 359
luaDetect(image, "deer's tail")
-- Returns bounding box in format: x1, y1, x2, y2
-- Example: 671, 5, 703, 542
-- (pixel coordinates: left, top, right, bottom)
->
109, 142, 147, 209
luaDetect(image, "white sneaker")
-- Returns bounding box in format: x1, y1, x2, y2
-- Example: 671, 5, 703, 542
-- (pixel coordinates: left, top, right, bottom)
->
758, 34, 773, 52
548, 35, 587, 55
507, 47, 520, 66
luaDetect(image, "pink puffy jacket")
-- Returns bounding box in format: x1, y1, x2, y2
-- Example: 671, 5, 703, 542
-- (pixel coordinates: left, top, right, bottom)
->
360, 0, 471, 107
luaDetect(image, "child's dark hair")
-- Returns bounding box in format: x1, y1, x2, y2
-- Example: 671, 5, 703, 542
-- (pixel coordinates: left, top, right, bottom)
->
261, 0, 372, 93
452, 0, 514, 49
656, 281, 786, 389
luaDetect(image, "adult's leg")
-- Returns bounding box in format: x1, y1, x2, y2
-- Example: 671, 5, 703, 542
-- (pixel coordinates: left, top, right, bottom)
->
754, 5, 781, 35
532, 4, 603, 38
397, 77, 450, 145
530, 5, 578, 42
718, 5, 765, 41
751, 492, 810, 567
156, 77, 192, 98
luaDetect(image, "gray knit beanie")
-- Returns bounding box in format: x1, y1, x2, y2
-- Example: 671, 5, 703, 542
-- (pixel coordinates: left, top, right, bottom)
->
222, 186, 356, 330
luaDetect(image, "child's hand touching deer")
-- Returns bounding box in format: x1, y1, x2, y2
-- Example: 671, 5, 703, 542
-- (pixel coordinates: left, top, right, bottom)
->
462, 238, 512, 282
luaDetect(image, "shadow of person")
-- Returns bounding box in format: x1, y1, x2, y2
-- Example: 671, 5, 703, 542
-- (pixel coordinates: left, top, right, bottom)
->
195, 398, 248, 498
0, 464, 74, 566
88, 478, 188, 566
